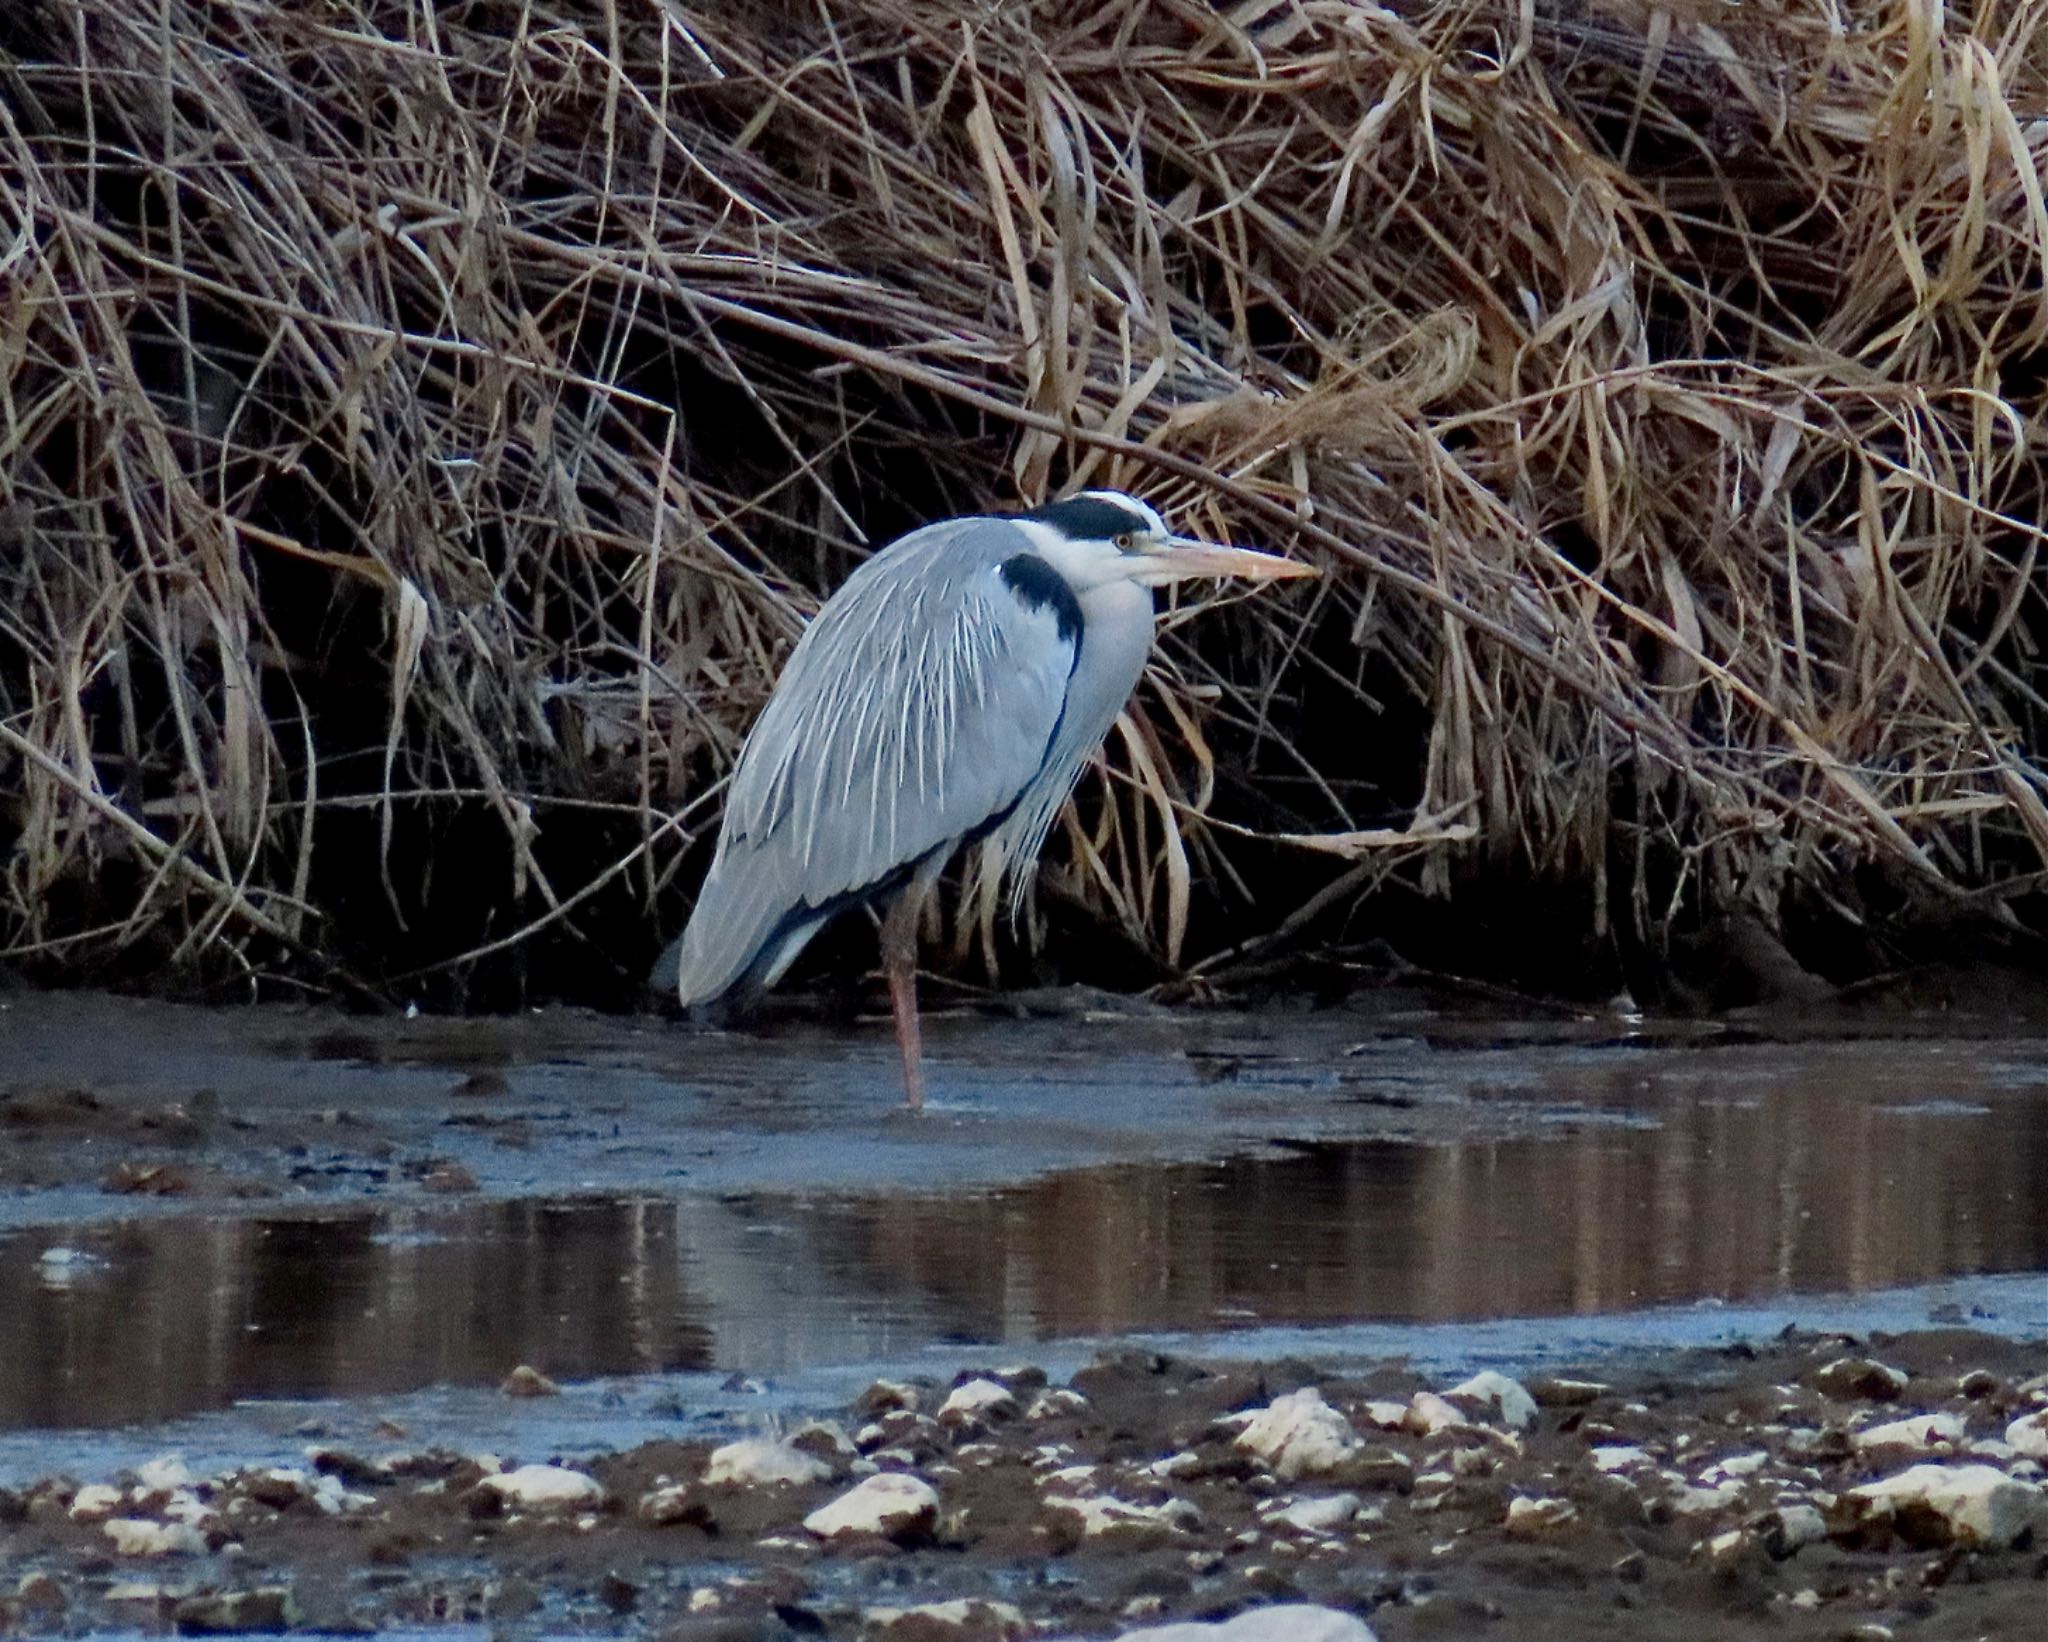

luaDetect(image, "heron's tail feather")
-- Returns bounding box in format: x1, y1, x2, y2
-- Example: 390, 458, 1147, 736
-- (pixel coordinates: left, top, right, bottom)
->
646, 933, 686, 997
651, 852, 830, 1009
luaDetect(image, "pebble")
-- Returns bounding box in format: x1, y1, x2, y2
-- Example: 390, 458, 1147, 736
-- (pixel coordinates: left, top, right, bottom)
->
1504, 1495, 1577, 1534
241, 1468, 309, 1509
703, 1437, 831, 1488
2004, 1408, 2048, 1461
1590, 1445, 1651, 1472
1754, 1502, 1827, 1559
1260, 1493, 1360, 1535
67, 1484, 123, 1522
479, 1464, 606, 1511
1852, 1412, 1965, 1452
136, 1456, 195, 1493
638, 1485, 710, 1527
1050, 1605, 1378, 1641
1698, 1450, 1770, 1483
171, 1588, 294, 1634
1811, 1357, 1908, 1401
1447, 1370, 1537, 1431
803, 1473, 938, 1541
1841, 1463, 2047, 1549
103, 1518, 208, 1556
1233, 1388, 1360, 1479
1528, 1377, 1608, 1407
1402, 1392, 1468, 1438
16, 1572, 65, 1618
864, 1596, 1030, 1638
939, 1379, 1020, 1424
1046, 1493, 1201, 1544
856, 1379, 922, 1416
500, 1364, 561, 1398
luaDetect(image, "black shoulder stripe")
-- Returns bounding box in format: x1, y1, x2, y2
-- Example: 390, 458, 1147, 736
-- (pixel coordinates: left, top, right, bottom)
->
998, 554, 1084, 653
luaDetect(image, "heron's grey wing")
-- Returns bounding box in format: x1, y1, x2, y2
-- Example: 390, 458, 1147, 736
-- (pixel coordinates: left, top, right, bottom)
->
658, 517, 1076, 1006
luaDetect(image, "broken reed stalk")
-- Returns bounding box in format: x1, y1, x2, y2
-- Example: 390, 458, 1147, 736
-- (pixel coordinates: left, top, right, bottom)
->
0, 0, 2044, 1001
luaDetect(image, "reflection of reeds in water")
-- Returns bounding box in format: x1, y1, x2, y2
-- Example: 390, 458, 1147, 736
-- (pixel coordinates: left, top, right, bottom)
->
4, 1054, 2040, 1429
0, 1201, 712, 1430
790, 1061, 2048, 1337
1, 1, 2045, 998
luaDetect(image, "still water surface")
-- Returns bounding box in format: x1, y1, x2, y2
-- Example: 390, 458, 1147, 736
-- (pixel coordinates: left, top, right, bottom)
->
3, 1030, 2042, 1430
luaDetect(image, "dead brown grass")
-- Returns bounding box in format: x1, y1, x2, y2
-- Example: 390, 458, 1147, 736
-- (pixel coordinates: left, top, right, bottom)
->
1, 0, 2045, 1000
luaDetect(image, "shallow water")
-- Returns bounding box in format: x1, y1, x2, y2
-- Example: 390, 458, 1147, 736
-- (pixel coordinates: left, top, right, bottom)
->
1, 992, 2042, 1432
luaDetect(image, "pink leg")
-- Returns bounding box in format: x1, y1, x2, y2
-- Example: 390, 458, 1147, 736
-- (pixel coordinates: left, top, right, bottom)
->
880, 887, 926, 1110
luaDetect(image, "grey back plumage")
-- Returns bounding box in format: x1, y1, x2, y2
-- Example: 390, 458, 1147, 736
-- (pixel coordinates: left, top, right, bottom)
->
655, 515, 1121, 1007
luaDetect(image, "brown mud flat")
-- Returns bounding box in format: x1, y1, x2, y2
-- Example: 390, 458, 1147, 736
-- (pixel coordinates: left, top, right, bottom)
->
0, 1331, 2044, 1640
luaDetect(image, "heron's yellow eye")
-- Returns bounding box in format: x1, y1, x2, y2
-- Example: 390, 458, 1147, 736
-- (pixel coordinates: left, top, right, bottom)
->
1113, 532, 1135, 551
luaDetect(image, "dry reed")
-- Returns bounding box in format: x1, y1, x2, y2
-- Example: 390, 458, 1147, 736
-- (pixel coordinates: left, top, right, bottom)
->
1, 0, 2044, 1001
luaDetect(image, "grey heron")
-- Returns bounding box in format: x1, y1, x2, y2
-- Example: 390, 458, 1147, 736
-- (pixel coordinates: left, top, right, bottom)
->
650, 490, 1314, 1107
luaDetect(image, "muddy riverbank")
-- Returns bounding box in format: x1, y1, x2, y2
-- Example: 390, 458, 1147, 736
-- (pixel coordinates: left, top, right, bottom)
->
1, 1325, 2045, 1641
0, 987, 2044, 1636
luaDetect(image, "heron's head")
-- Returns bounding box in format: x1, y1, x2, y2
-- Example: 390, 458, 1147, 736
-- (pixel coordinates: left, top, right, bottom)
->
1013, 490, 1316, 593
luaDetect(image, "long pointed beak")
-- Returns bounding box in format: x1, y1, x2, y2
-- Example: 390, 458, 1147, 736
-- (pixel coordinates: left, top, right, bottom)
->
1146, 537, 1318, 585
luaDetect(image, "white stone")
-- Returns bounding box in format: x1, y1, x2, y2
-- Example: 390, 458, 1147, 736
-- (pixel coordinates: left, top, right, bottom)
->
1403, 1392, 1468, 1437
103, 1519, 208, 1556
704, 1437, 831, 1488
480, 1464, 606, 1511
68, 1484, 124, 1522
1814, 1356, 1909, 1398
640, 1483, 697, 1524
135, 1456, 195, 1493
104, 1581, 177, 1602
1700, 1451, 1769, 1483
865, 1597, 1030, 1638
803, 1473, 939, 1540
1360, 1400, 1410, 1430
309, 1474, 374, 1515
1854, 1413, 1965, 1452
2005, 1408, 2048, 1462
1767, 1503, 1827, 1553
161, 1491, 214, 1526
1534, 1377, 1610, 1404
1047, 1494, 1201, 1539
1591, 1445, 1650, 1472
1234, 1388, 1360, 1479
1698, 1527, 1750, 1564
1026, 1388, 1088, 1420
790, 1421, 858, 1461
1447, 1371, 1537, 1431
1050, 1605, 1377, 1642
1844, 1463, 2047, 1549
1505, 1495, 1577, 1534
939, 1378, 1019, 1422
1260, 1493, 1360, 1535
1667, 1480, 1744, 1517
